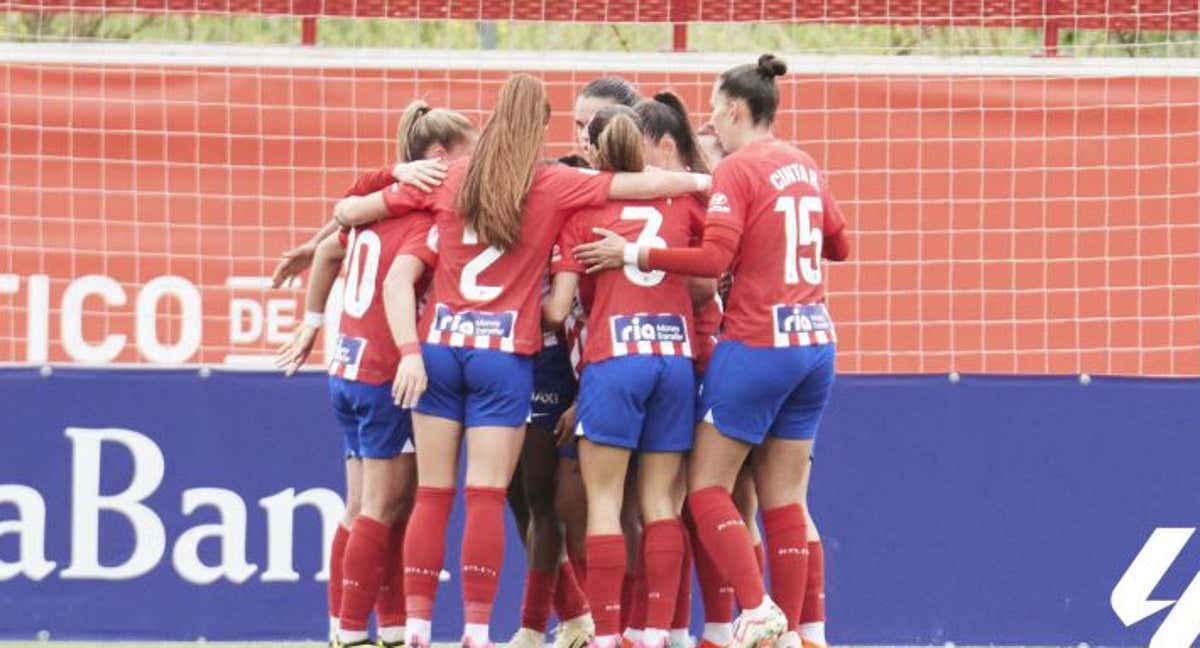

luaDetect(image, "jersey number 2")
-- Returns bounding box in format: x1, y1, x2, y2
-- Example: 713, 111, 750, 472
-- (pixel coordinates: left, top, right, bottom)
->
461, 227, 504, 301
775, 196, 823, 285
343, 229, 381, 318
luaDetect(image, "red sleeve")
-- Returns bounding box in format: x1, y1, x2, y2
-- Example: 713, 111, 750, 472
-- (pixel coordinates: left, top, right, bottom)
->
644, 164, 746, 278
344, 165, 397, 197
818, 169, 849, 260
551, 216, 586, 274
543, 165, 615, 215
382, 181, 436, 218
397, 215, 438, 269
687, 200, 706, 245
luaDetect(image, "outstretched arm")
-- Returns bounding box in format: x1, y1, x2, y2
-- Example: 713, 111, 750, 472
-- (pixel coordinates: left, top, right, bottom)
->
609, 167, 710, 201
275, 234, 346, 375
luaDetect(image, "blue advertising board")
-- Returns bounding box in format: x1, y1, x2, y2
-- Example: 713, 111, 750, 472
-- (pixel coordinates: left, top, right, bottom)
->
2, 369, 1198, 644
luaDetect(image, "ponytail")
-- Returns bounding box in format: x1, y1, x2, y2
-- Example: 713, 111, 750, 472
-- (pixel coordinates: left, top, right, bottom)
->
395, 99, 474, 162
457, 74, 550, 251
588, 106, 644, 173
635, 91, 709, 174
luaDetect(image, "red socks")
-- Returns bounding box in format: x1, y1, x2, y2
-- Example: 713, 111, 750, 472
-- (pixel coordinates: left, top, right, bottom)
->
800, 540, 825, 626
687, 486, 766, 610
643, 519, 686, 632
329, 524, 350, 619
672, 523, 693, 630
404, 486, 455, 621
339, 516, 391, 631
375, 520, 407, 630
521, 569, 556, 632
753, 543, 766, 576
687, 513, 733, 624
629, 548, 648, 632
620, 571, 636, 631
554, 559, 591, 621
762, 504, 809, 630
462, 487, 507, 624
586, 534, 627, 637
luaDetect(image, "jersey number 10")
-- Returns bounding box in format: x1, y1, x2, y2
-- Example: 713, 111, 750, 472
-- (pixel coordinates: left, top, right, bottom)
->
775, 196, 823, 286
343, 229, 382, 319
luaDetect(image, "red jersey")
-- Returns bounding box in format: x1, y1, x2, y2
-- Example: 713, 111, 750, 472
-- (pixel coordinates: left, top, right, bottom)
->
382, 159, 613, 355
329, 215, 437, 384
704, 138, 846, 348
555, 195, 704, 365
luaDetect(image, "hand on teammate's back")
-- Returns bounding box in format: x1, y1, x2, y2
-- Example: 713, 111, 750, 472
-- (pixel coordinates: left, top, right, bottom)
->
392, 158, 448, 193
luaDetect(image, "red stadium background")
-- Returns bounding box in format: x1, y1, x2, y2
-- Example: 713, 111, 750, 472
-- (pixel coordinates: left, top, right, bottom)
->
2, 55, 1198, 375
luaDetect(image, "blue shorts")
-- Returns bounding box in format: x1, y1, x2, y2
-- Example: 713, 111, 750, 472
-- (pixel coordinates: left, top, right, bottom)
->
416, 343, 534, 428
699, 340, 836, 445
575, 355, 695, 453
529, 343, 578, 429
329, 376, 415, 460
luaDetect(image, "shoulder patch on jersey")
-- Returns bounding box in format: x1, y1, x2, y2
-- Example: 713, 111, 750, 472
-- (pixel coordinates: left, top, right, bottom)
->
708, 192, 731, 213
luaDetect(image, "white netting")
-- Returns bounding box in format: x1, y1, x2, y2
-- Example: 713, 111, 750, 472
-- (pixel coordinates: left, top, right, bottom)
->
2, 4, 1199, 375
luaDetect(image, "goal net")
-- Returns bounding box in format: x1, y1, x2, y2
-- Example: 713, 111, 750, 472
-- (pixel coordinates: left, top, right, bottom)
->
2, 1, 1198, 376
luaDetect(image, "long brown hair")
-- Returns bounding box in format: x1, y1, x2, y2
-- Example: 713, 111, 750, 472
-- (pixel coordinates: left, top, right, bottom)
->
635, 92, 710, 174
456, 75, 551, 251
395, 99, 473, 162
587, 105, 644, 173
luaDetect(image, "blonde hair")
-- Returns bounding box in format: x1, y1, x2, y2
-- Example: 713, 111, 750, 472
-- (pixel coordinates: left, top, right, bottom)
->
395, 99, 473, 162
456, 75, 551, 251
587, 105, 644, 173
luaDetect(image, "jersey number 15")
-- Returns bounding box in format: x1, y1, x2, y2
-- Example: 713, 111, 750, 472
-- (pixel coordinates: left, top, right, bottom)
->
775, 196, 823, 286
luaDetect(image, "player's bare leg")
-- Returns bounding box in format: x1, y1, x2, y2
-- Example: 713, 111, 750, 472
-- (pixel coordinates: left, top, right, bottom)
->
405, 413, 465, 648
687, 422, 785, 648
460, 424, 526, 646
752, 438, 813, 648
579, 439, 634, 648
637, 452, 688, 648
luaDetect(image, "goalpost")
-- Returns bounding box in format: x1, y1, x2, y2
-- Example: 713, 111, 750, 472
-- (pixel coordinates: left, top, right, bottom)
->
1, 5, 1198, 377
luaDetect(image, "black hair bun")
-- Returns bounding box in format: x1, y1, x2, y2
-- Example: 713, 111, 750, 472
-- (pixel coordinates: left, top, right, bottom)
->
757, 53, 788, 79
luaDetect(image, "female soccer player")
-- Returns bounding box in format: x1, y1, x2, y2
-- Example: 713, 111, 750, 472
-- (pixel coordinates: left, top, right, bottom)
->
275, 100, 475, 648
506, 75, 642, 648
574, 55, 850, 648
543, 96, 709, 648
332, 74, 710, 648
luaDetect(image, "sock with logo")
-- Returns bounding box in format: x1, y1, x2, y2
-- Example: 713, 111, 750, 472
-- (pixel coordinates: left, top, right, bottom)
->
799, 539, 826, 645
328, 523, 350, 638
404, 487, 455, 626
762, 504, 809, 630
462, 486, 507, 627
339, 515, 390, 633
375, 519, 408, 640
686, 511, 733, 625
686, 486, 765, 610
586, 534, 627, 637
643, 519, 686, 637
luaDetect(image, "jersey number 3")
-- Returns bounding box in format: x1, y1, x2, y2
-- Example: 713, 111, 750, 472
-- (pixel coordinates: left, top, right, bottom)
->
775, 196, 823, 285
621, 206, 667, 287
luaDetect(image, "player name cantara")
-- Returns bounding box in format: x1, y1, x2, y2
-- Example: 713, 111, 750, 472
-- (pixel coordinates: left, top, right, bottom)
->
769, 163, 821, 192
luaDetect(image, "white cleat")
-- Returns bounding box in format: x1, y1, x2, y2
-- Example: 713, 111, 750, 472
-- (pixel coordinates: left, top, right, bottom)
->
553, 613, 597, 648
772, 631, 801, 648
508, 627, 548, 648
730, 597, 787, 648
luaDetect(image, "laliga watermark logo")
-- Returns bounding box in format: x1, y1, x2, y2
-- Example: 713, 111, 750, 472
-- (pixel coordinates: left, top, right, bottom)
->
1111, 528, 1200, 647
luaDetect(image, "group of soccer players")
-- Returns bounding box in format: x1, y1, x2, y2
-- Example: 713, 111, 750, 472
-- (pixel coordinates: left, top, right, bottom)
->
274, 53, 849, 648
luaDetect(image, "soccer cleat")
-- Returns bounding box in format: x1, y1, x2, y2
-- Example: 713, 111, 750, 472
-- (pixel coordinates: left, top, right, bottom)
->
553, 613, 597, 648
799, 640, 826, 648
508, 627, 548, 648
588, 636, 621, 648
336, 640, 375, 648
462, 636, 496, 648
378, 639, 407, 648
772, 632, 801, 648
406, 634, 431, 648
696, 640, 727, 648
668, 633, 695, 648
635, 637, 668, 648
730, 598, 787, 648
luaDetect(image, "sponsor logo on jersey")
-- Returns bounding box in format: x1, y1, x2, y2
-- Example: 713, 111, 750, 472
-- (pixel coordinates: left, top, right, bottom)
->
773, 304, 833, 335
433, 304, 515, 338
708, 192, 731, 213
611, 314, 688, 345
531, 391, 561, 405
332, 335, 366, 366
